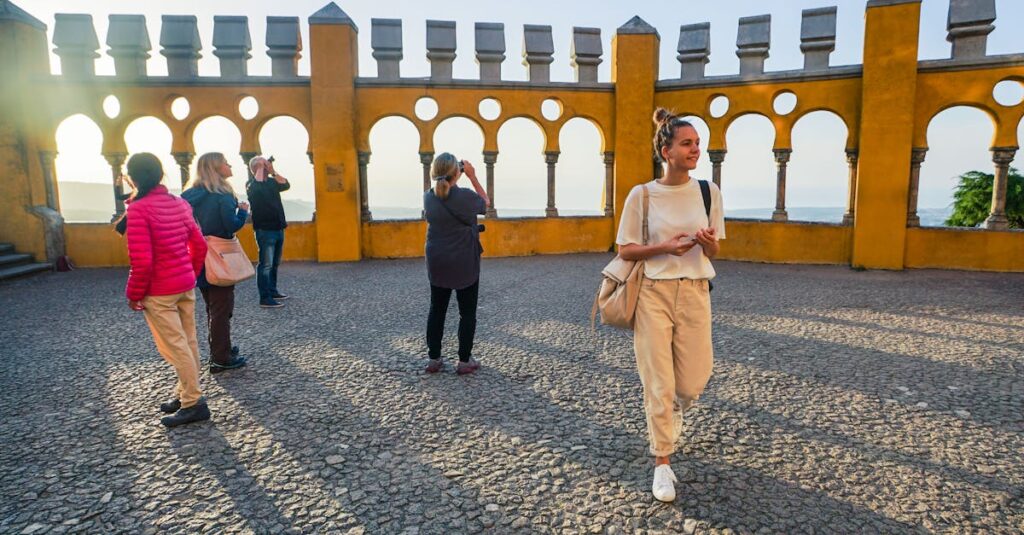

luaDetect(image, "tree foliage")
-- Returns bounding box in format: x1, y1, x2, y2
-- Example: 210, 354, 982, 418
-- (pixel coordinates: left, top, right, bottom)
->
945, 168, 1024, 229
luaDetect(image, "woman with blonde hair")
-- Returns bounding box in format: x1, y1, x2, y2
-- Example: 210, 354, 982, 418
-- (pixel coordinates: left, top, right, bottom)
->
616, 109, 725, 501
423, 152, 490, 375
182, 152, 250, 374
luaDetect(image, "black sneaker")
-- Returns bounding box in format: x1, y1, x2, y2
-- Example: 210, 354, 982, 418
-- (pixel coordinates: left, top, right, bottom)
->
159, 399, 181, 414
271, 293, 289, 300
210, 356, 248, 374
161, 398, 211, 428
260, 298, 284, 308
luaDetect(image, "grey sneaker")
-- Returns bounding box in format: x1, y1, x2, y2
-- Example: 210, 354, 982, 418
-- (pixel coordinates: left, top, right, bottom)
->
456, 358, 480, 375
425, 358, 444, 373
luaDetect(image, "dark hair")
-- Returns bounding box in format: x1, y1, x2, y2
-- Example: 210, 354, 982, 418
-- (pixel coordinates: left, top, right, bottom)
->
113, 153, 164, 235
652, 108, 695, 162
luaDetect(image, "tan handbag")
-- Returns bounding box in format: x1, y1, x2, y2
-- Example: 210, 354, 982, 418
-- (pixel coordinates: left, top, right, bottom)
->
591, 185, 649, 329
204, 235, 255, 286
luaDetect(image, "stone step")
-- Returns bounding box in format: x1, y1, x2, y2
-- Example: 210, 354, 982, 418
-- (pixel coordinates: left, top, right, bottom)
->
0, 243, 13, 255
0, 262, 52, 281
0, 253, 32, 267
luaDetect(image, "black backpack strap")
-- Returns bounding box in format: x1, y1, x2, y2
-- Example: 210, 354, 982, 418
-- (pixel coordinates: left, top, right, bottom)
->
698, 180, 711, 221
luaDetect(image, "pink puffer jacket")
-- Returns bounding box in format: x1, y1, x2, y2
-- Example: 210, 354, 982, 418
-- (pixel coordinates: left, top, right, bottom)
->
125, 185, 207, 301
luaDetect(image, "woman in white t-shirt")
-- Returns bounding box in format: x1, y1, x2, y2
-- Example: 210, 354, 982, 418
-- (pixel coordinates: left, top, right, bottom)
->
615, 108, 726, 502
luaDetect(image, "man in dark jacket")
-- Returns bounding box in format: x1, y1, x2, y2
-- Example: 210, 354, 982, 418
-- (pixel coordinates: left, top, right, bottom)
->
246, 157, 290, 308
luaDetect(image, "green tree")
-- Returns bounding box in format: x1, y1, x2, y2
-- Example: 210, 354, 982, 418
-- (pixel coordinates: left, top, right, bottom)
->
945, 168, 1024, 229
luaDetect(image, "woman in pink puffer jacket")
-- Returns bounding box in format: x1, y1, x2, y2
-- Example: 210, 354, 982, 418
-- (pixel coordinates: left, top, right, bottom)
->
120, 152, 211, 428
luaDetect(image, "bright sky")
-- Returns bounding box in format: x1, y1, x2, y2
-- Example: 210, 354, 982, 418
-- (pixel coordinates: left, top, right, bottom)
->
30, 0, 1024, 221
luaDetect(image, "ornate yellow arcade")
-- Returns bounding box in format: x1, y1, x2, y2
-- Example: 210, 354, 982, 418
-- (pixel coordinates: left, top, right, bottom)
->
1, 0, 1021, 272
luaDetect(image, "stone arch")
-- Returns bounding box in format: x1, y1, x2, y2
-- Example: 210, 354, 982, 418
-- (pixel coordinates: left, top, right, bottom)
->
191, 115, 248, 198
54, 114, 111, 222
787, 110, 850, 222
366, 115, 422, 220
433, 117, 485, 171
721, 113, 777, 218
918, 106, 997, 226
495, 117, 548, 216
258, 116, 316, 222
124, 116, 179, 193
556, 117, 604, 216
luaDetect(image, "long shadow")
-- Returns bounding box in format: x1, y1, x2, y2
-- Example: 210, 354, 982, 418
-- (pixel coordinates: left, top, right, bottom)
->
324, 337, 919, 534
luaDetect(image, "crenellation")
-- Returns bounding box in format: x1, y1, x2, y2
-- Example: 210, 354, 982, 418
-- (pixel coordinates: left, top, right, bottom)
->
52, 13, 99, 77
947, 0, 995, 60
266, 16, 302, 78
736, 14, 770, 75
522, 24, 554, 83
160, 15, 202, 79
106, 15, 150, 79
371, 18, 402, 80
570, 27, 602, 83
800, 7, 836, 71
212, 16, 252, 78
677, 23, 711, 80
426, 20, 456, 82
475, 23, 506, 82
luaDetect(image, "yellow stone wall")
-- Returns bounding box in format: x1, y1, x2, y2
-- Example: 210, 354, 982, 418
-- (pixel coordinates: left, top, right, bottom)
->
2, 1, 1022, 272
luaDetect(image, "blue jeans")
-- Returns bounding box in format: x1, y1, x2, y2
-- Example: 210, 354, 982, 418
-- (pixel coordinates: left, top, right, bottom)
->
255, 229, 285, 301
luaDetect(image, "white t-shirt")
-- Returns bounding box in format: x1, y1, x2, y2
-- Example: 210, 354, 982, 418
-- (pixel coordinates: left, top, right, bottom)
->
615, 179, 726, 280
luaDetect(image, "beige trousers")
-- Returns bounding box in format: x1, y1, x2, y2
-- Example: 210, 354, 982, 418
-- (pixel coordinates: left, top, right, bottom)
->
142, 290, 203, 408
634, 278, 714, 456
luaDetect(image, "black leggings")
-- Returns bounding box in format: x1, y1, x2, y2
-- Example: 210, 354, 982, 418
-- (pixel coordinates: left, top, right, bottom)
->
426, 280, 479, 362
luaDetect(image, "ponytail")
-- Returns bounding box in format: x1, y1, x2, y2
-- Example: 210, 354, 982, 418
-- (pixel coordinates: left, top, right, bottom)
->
434, 177, 451, 200
430, 152, 460, 200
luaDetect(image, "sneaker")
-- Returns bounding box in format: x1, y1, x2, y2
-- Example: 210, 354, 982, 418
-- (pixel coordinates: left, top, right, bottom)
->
425, 358, 444, 373
456, 358, 481, 375
260, 298, 284, 308
652, 464, 677, 502
159, 398, 181, 414
231, 345, 240, 356
210, 356, 248, 374
271, 292, 289, 300
161, 398, 211, 428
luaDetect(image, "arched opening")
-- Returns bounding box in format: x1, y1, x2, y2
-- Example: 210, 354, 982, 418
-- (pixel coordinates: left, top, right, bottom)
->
191, 116, 248, 200
258, 116, 315, 221
495, 118, 547, 217
54, 114, 110, 222
124, 117, 178, 194
787, 111, 849, 222
433, 116, 485, 175
920, 106, 995, 227
556, 118, 604, 216
722, 114, 776, 218
366, 116, 421, 220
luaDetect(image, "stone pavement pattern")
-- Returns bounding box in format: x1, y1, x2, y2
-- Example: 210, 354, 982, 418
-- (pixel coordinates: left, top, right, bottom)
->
1, 255, 1022, 534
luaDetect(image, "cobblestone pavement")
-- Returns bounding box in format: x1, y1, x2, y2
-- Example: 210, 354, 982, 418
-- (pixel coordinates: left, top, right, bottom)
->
1, 255, 1022, 534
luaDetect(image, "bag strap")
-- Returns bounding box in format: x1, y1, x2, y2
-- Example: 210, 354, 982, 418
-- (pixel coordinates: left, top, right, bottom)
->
432, 190, 476, 229
641, 184, 650, 246
698, 180, 711, 221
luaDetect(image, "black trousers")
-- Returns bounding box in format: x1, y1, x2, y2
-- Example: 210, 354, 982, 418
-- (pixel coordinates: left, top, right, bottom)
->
199, 284, 235, 366
426, 280, 479, 362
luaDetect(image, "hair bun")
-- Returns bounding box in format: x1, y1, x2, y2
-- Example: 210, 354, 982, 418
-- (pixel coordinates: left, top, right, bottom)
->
653, 107, 675, 126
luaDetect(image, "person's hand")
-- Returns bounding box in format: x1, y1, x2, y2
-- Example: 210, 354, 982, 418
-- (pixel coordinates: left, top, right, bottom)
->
694, 227, 717, 246
238, 201, 250, 212
461, 160, 477, 178
266, 160, 276, 175
128, 300, 144, 311
661, 232, 697, 256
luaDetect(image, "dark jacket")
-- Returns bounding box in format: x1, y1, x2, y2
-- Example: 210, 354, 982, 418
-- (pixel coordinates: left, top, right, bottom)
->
246, 178, 290, 231
424, 186, 486, 290
181, 186, 248, 288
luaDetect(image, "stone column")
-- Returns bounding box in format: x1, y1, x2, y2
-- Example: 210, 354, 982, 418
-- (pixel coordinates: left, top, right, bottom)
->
358, 151, 372, 222
38, 151, 58, 211
842, 149, 859, 225
906, 147, 927, 227
772, 149, 791, 222
984, 146, 1017, 230
173, 152, 194, 189
603, 152, 615, 216
420, 151, 433, 218
707, 149, 726, 188
483, 151, 498, 218
545, 151, 559, 217
240, 151, 257, 180
104, 152, 128, 221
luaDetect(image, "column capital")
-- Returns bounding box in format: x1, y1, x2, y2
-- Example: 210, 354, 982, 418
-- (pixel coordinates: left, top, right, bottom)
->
544, 151, 560, 164
707, 149, 727, 164
357, 151, 371, 165
103, 152, 128, 166
910, 147, 927, 165
991, 146, 1017, 165
483, 151, 498, 165
172, 151, 195, 166
772, 148, 792, 163
845, 148, 859, 162
419, 151, 434, 165
602, 151, 615, 165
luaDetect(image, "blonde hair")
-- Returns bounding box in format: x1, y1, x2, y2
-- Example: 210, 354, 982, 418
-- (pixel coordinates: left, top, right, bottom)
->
431, 152, 459, 201
186, 152, 235, 196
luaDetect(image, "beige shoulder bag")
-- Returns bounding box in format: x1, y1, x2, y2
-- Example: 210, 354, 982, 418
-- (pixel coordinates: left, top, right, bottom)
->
591, 184, 649, 330
204, 235, 255, 286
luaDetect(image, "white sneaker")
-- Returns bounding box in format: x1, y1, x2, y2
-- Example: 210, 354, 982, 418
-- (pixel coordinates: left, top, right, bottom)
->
652, 464, 677, 502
